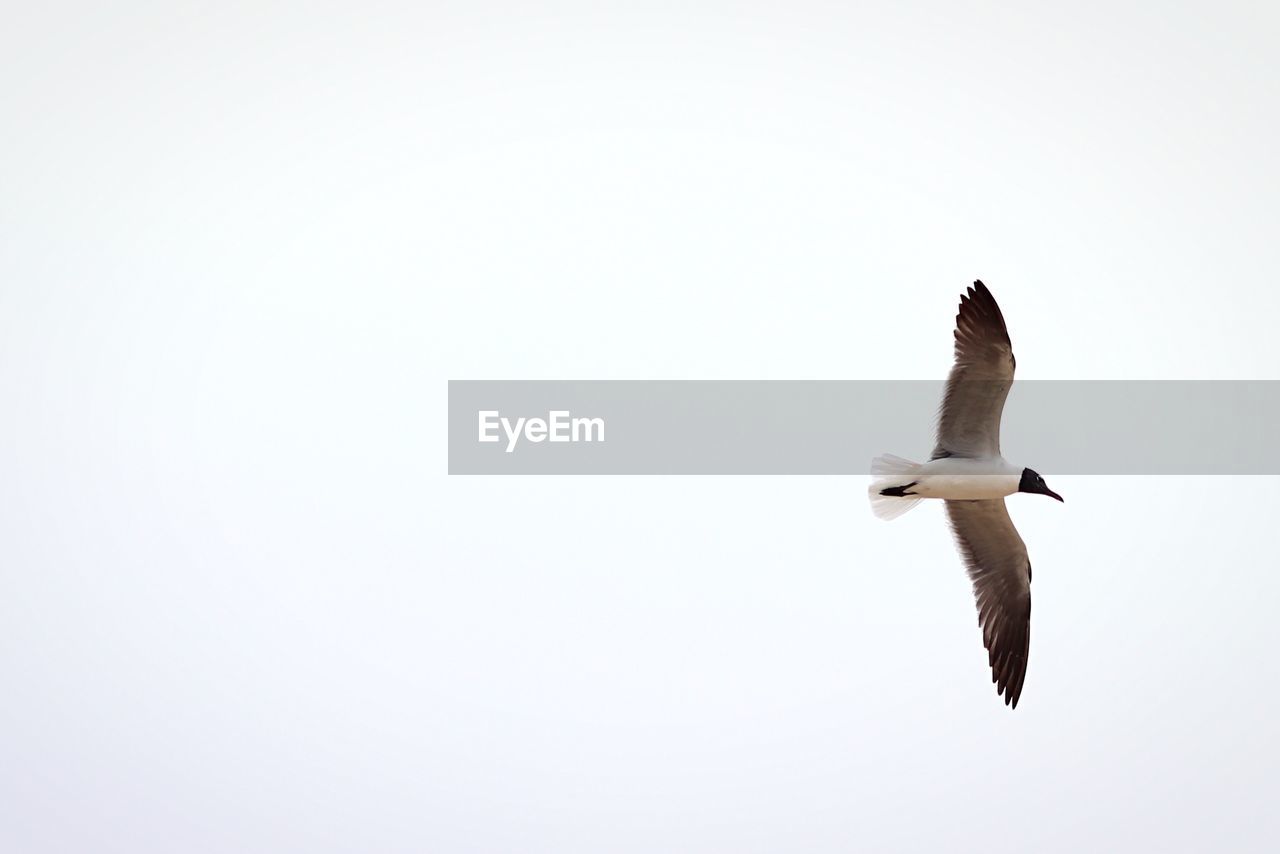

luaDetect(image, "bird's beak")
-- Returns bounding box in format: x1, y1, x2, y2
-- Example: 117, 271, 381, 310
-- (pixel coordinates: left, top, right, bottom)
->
1045, 488, 1064, 502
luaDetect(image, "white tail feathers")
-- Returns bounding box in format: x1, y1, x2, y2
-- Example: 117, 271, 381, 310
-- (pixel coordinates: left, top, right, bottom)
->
868, 454, 923, 521
871, 453, 921, 476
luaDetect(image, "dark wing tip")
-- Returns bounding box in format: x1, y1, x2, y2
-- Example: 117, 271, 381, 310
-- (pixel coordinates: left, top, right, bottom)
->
991, 611, 1030, 709
952, 279, 1012, 352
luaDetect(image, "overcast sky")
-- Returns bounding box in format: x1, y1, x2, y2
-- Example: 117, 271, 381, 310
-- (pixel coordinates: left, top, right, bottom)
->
3, 2, 1279, 852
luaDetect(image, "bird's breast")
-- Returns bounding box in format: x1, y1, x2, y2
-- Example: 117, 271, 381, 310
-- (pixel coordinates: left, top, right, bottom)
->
910, 473, 1021, 500
909, 457, 1021, 500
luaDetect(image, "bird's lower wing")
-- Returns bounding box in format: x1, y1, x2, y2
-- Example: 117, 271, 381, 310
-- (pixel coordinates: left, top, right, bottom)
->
944, 498, 1033, 708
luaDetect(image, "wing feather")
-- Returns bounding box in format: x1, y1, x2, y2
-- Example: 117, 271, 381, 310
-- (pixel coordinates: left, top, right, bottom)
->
944, 498, 1032, 708
932, 280, 1016, 460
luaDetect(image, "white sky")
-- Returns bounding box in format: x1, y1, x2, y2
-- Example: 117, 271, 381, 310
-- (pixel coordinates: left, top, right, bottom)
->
2, 2, 1279, 852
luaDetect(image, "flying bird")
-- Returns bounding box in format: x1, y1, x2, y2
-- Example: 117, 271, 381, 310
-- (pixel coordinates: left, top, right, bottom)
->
869, 280, 1063, 709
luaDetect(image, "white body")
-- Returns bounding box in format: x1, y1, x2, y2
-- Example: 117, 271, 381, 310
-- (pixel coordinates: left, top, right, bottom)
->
897, 456, 1021, 499
868, 454, 1022, 519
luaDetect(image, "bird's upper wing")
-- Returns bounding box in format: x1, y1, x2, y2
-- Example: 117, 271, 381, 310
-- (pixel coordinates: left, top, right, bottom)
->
944, 498, 1032, 708
932, 280, 1015, 460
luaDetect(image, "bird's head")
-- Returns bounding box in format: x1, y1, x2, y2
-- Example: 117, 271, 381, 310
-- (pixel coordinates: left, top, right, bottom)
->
1019, 468, 1064, 502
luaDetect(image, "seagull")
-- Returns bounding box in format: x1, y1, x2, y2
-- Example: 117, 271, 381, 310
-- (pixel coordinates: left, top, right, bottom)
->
869, 280, 1063, 709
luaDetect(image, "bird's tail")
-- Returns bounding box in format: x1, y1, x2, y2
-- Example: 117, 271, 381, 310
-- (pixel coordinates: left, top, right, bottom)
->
868, 454, 923, 521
